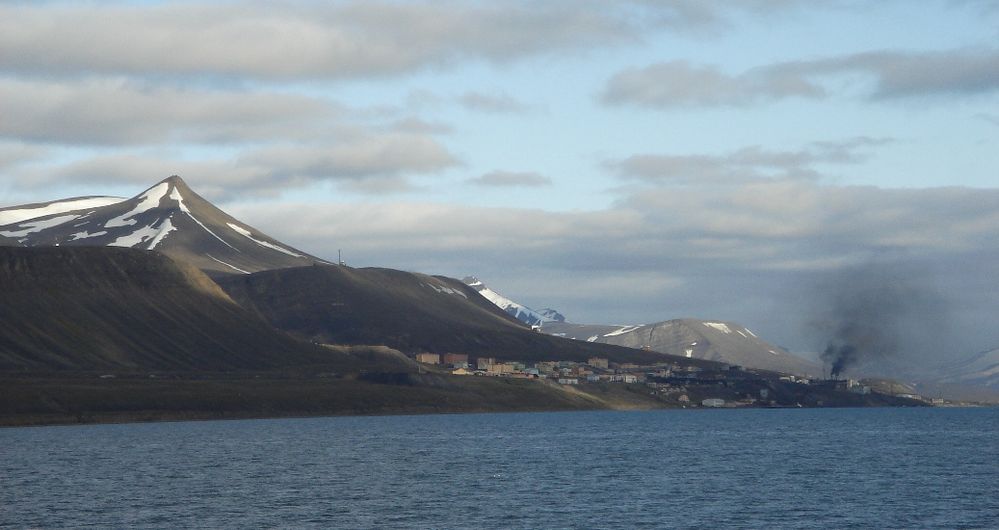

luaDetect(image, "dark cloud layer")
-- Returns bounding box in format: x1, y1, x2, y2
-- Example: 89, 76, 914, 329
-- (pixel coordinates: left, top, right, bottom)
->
227, 181, 999, 359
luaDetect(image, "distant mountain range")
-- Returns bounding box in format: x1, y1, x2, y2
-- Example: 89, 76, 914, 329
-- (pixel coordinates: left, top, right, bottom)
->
2, 177, 996, 402
0, 176, 327, 275
462, 278, 823, 376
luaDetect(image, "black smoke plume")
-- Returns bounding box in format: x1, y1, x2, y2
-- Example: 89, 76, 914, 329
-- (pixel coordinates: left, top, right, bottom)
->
811, 263, 944, 379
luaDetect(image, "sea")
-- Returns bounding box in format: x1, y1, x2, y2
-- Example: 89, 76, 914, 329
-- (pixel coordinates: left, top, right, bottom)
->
2, 408, 997, 529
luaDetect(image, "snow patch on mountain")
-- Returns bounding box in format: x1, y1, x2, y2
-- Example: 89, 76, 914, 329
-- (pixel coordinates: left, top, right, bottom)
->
703, 322, 732, 334
68, 230, 108, 241
108, 218, 174, 249
227, 223, 302, 257
206, 253, 250, 274
105, 182, 169, 228
603, 325, 644, 337
0, 214, 81, 238
424, 282, 469, 298
147, 216, 176, 249
0, 197, 122, 226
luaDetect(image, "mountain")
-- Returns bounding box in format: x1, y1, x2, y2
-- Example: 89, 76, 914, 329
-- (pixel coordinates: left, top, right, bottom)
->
0, 176, 329, 275
218, 266, 687, 365
0, 246, 351, 372
924, 348, 999, 390
465, 277, 820, 375
544, 320, 821, 376
462, 276, 565, 325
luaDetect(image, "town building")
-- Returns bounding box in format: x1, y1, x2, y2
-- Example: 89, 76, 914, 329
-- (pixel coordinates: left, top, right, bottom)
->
587, 357, 609, 369
415, 353, 440, 364
487, 363, 516, 375
476, 357, 496, 370
442, 353, 469, 366
537, 362, 557, 374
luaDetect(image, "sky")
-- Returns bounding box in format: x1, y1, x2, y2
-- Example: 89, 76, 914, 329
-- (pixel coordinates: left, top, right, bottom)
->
1, 0, 998, 359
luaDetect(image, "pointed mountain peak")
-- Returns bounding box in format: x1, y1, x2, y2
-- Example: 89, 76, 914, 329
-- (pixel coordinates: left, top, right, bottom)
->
148, 175, 195, 199
160, 175, 188, 187
2, 176, 326, 275
128, 175, 202, 212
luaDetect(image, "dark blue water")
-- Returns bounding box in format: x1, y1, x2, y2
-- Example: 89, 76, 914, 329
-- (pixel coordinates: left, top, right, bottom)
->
2, 408, 997, 529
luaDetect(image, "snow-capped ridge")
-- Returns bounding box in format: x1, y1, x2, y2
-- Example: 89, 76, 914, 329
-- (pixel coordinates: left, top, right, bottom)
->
461, 276, 565, 326
0, 175, 327, 275
0, 196, 123, 226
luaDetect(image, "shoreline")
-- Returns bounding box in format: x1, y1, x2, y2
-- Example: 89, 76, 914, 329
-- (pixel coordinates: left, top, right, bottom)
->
0, 371, 936, 428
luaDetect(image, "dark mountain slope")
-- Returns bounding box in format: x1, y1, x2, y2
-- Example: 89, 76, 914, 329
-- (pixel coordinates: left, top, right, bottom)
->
0, 247, 348, 372
217, 265, 684, 365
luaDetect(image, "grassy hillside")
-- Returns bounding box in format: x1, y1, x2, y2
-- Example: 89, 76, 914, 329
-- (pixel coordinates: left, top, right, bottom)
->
0, 373, 668, 427
217, 265, 684, 365
0, 247, 353, 372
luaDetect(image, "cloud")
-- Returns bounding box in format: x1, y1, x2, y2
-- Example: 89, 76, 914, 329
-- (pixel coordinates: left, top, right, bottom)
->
0, 1, 831, 82
467, 171, 552, 187
780, 48, 999, 99
602, 60, 824, 107
0, 142, 48, 171
0, 2, 645, 81
389, 117, 454, 135
603, 48, 999, 108
977, 113, 999, 126
457, 91, 530, 113
9, 133, 460, 199
605, 138, 889, 185
0, 78, 336, 145
243, 134, 459, 180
